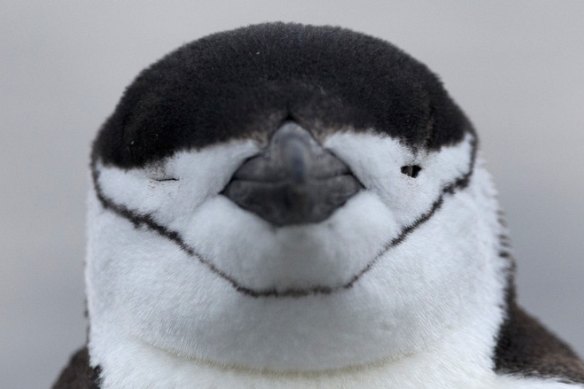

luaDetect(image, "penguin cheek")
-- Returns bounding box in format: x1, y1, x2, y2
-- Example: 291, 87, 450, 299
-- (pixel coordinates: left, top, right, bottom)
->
94, 140, 261, 227
324, 132, 476, 227
323, 131, 423, 220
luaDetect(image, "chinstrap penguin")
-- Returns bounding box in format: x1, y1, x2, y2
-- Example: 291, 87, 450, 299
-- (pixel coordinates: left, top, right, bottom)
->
54, 23, 584, 388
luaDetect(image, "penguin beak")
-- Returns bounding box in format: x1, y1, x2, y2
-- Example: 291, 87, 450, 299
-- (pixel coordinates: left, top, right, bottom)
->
222, 122, 363, 226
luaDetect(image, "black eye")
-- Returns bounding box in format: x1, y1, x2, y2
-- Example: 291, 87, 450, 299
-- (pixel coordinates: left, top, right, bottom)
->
401, 165, 422, 178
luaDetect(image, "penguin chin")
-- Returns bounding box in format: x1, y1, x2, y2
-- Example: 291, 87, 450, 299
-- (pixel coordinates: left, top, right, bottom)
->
179, 189, 398, 293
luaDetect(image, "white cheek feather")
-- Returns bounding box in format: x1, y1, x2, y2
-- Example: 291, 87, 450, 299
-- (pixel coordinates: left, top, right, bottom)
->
86, 132, 578, 388
96, 139, 260, 225
324, 131, 475, 228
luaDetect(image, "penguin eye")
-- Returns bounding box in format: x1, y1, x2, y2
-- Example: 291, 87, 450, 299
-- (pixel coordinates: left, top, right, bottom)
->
400, 165, 422, 178
153, 177, 179, 182
148, 172, 179, 182
145, 165, 179, 182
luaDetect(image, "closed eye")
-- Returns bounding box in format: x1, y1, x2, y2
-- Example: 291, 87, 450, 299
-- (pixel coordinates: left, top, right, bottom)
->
401, 165, 422, 178
152, 177, 179, 182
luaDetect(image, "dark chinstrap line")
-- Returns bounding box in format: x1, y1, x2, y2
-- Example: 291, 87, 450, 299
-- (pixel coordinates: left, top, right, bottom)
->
90, 135, 478, 298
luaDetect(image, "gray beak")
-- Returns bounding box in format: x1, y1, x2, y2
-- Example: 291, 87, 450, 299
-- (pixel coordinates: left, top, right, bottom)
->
222, 122, 362, 226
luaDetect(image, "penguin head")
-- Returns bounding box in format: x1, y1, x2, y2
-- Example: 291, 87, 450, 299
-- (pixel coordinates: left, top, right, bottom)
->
87, 23, 506, 371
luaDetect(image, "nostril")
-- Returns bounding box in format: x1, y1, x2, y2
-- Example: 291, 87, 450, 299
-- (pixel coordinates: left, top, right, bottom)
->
279, 114, 297, 126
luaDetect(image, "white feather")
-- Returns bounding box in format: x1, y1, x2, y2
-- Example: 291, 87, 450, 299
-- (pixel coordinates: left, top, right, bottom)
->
86, 131, 579, 388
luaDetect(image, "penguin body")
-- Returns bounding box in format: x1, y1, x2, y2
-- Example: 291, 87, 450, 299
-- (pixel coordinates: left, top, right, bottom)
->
54, 23, 584, 388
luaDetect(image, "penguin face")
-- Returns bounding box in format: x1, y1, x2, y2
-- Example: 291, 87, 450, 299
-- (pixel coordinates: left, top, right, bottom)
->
93, 126, 477, 296
87, 24, 504, 371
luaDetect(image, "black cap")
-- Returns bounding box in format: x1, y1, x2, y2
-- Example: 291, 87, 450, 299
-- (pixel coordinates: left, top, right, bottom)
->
93, 22, 472, 169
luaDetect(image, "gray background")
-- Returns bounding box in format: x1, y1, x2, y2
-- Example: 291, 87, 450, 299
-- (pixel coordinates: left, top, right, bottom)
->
1, 1, 583, 387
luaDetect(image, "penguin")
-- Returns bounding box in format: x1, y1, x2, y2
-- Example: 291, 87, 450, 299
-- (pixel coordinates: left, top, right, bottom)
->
53, 23, 584, 388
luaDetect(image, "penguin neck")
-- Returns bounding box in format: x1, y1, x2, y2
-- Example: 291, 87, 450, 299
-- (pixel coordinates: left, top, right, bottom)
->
87, 278, 508, 389
88, 309, 507, 389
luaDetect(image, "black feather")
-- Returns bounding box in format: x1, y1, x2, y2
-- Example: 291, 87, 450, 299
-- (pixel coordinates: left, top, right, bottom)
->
92, 22, 472, 168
